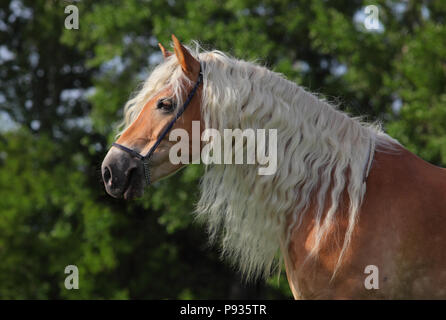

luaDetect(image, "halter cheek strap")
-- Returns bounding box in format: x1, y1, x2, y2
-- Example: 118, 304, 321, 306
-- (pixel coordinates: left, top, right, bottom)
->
112, 65, 203, 186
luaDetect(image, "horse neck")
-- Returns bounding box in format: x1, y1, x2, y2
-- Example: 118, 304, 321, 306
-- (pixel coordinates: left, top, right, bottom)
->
196, 60, 379, 281
249, 73, 374, 179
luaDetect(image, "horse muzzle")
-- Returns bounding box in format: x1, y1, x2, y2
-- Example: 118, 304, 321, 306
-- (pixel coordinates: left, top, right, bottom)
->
101, 147, 145, 199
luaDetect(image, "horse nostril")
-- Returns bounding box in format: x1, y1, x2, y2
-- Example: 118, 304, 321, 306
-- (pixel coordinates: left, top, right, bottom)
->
103, 166, 112, 185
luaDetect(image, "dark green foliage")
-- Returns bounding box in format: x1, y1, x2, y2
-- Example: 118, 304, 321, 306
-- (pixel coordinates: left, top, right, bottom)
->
0, 0, 444, 298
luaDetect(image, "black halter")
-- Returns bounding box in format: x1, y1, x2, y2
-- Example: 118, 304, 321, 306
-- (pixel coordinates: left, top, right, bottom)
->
112, 66, 203, 186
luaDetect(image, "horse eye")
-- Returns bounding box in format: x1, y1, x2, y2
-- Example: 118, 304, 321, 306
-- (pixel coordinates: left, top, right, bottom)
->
156, 98, 176, 113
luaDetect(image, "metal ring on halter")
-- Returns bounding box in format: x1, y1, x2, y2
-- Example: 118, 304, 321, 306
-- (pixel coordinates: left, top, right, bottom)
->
112, 65, 203, 187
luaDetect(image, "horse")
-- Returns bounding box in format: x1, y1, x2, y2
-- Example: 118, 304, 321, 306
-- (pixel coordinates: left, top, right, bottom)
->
101, 35, 446, 299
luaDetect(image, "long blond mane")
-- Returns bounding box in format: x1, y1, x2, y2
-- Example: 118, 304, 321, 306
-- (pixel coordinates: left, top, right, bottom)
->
121, 43, 396, 282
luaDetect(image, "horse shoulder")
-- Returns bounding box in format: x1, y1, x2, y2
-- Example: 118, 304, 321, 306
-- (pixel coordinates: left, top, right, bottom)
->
284, 144, 446, 299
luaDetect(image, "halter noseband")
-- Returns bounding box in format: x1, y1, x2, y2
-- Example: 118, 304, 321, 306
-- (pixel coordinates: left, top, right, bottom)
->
112, 65, 203, 186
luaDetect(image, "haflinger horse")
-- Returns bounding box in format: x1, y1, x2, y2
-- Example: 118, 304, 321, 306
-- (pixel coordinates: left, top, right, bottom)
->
102, 35, 446, 299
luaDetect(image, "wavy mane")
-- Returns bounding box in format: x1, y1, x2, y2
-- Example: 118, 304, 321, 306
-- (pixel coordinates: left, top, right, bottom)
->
121, 43, 397, 282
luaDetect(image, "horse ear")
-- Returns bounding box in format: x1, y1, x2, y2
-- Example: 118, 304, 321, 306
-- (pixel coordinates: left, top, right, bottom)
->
171, 34, 200, 78
158, 42, 172, 59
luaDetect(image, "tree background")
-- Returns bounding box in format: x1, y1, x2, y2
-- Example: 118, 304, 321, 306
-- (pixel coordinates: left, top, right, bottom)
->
0, 0, 444, 299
